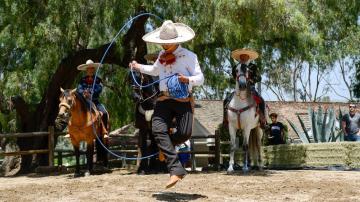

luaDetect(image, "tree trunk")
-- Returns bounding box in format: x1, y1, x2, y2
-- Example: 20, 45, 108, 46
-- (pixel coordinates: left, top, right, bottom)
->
12, 13, 149, 173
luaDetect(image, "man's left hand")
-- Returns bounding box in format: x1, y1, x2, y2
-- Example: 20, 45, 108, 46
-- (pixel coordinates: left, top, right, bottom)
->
178, 74, 189, 83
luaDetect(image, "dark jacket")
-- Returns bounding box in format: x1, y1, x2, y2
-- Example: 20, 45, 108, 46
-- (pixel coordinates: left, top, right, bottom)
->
76, 75, 103, 102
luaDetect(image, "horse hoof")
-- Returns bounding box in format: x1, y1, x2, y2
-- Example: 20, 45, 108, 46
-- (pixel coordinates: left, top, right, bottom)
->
242, 167, 249, 173
227, 168, 234, 174
84, 171, 91, 177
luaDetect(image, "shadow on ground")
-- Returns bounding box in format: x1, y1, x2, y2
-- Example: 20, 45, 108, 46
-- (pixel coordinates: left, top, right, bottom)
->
152, 192, 208, 202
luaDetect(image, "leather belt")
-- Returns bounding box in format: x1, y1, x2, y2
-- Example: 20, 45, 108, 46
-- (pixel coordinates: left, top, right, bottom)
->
157, 91, 192, 102
159, 91, 171, 97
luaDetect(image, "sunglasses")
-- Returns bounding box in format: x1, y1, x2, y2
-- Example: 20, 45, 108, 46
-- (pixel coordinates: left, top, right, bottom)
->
349, 105, 356, 108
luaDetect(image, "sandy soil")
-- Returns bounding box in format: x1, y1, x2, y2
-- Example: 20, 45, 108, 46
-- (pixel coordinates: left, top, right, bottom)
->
0, 169, 360, 202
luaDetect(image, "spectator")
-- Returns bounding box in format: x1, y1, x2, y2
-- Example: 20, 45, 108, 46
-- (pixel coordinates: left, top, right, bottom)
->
341, 103, 360, 142
268, 113, 286, 145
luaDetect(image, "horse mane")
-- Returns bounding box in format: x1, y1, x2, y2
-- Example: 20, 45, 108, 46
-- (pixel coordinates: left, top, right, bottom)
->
74, 91, 95, 113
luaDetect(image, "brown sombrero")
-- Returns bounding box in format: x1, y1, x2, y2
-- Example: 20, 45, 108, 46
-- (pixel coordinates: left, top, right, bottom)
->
231, 48, 259, 61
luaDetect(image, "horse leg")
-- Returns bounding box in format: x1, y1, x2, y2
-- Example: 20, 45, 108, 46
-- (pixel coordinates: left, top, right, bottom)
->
137, 128, 149, 174
96, 122, 108, 168
96, 134, 108, 168
74, 146, 81, 177
248, 129, 258, 170
227, 125, 237, 173
85, 143, 94, 176
102, 138, 108, 168
249, 127, 263, 171
242, 128, 251, 173
256, 127, 263, 170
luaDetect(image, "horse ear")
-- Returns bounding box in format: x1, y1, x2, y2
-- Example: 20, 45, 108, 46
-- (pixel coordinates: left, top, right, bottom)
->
71, 88, 77, 94
60, 87, 64, 93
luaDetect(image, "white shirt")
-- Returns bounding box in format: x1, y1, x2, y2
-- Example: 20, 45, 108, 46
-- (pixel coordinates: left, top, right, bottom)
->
139, 46, 204, 92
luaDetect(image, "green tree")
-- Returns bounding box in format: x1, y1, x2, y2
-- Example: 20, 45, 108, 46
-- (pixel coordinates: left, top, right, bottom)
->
1, 0, 360, 173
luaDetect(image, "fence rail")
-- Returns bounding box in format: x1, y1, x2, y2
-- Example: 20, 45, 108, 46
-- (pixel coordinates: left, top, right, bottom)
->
0, 126, 67, 167
0, 126, 221, 172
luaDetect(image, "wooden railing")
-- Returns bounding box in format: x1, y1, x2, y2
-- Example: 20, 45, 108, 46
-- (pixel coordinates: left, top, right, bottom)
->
0, 126, 221, 171
0, 126, 66, 167
185, 134, 220, 171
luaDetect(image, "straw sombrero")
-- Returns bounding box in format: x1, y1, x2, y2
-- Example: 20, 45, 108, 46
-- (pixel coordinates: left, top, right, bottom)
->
231, 49, 259, 61
142, 20, 195, 44
77, 59, 101, 71
144, 53, 159, 63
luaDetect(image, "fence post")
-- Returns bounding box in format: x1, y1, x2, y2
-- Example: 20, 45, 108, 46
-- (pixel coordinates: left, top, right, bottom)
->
214, 130, 220, 171
48, 126, 55, 167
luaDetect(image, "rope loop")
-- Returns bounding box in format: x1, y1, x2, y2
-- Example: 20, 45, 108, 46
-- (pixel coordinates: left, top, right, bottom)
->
167, 74, 189, 99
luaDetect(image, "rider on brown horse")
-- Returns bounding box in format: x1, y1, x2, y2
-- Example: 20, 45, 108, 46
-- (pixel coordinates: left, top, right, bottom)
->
223, 49, 266, 128
77, 59, 109, 130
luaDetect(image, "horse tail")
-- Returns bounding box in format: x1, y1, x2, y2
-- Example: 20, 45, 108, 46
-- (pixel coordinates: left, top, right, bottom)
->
249, 127, 263, 167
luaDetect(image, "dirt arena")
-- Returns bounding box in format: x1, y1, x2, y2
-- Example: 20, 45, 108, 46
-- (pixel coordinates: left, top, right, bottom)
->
0, 169, 360, 202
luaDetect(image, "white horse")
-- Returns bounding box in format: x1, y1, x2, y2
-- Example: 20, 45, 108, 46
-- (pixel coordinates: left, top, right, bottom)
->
227, 63, 263, 173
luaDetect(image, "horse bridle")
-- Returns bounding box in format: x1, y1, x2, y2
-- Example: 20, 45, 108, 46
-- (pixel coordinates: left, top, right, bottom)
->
236, 63, 248, 80
59, 91, 75, 116
132, 72, 158, 104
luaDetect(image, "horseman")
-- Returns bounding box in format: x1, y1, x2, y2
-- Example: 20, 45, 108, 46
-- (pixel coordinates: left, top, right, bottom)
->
223, 48, 266, 128
130, 20, 204, 188
77, 59, 109, 131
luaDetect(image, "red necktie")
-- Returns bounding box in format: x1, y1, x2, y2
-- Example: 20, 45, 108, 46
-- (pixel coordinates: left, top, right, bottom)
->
159, 46, 177, 65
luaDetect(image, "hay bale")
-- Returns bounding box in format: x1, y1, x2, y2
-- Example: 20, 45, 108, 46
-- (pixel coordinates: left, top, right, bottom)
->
234, 142, 360, 169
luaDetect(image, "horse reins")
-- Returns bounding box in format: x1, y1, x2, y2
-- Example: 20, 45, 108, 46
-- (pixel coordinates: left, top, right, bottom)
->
135, 73, 159, 104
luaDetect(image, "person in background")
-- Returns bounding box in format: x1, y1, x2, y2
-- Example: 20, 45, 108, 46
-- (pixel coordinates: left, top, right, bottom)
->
341, 103, 360, 142
268, 113, 286, 145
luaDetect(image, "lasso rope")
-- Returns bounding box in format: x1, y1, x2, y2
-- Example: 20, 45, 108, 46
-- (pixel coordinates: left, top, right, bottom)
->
166, 74, 189, 99
130, 70, 189, 99
88, 13, 164, 160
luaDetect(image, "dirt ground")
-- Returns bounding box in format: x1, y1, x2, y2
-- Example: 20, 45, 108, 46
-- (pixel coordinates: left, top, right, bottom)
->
0, 169, 360, 202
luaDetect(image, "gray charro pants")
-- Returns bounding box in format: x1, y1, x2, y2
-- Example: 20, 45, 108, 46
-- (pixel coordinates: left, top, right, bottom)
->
152, 99, 193, 176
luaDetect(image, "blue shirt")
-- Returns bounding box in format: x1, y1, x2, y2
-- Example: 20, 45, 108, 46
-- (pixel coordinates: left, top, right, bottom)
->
76, 75, 103, 102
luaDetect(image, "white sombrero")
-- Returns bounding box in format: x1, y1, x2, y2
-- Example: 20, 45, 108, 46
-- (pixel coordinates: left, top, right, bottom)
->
77, 59, 101, 71
142, 20, 195, 44
231, 48, 259, 61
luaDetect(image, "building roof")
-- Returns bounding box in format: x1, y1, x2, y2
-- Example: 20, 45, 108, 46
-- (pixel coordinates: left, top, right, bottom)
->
194, 100, 350, 139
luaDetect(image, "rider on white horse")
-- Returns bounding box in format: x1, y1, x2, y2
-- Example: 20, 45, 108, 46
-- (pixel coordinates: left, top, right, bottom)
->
223, 49, 266, 128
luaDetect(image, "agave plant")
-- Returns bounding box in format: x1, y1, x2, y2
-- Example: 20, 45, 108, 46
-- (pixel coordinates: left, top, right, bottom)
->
287, 106, 344, 143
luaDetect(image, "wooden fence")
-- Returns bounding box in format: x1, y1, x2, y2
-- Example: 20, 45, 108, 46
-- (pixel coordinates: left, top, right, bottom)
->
0, 126, 221, 171
0, 126, 66, 167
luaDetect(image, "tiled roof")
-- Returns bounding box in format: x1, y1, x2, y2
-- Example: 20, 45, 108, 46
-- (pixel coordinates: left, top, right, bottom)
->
194, 100, 350, 139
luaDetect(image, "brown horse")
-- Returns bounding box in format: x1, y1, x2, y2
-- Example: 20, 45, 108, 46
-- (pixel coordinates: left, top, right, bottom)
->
58, 88, 108, 177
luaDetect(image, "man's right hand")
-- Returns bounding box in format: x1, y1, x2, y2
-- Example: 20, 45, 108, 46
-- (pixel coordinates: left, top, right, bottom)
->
83, 90, 91, 99
129, 60, 140, 71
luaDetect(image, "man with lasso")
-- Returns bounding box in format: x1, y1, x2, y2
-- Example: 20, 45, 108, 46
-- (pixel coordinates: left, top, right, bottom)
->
130, 20, 204, 188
